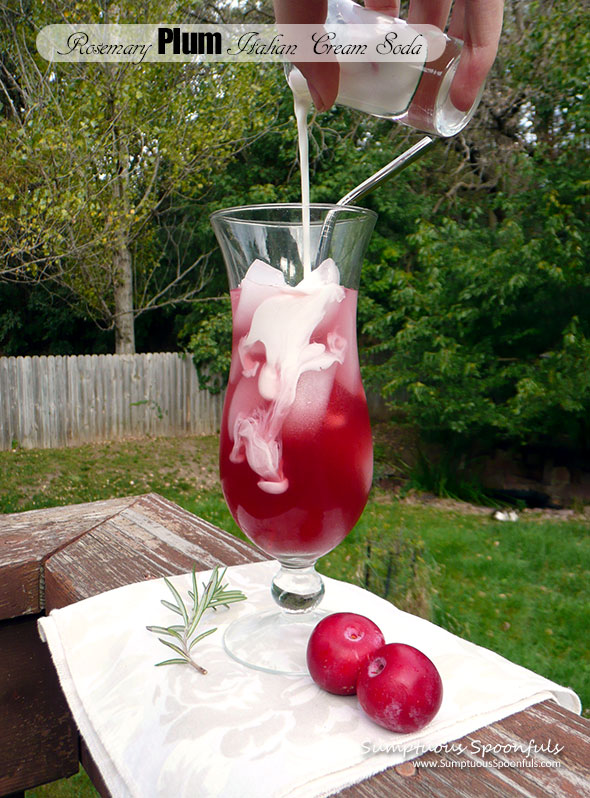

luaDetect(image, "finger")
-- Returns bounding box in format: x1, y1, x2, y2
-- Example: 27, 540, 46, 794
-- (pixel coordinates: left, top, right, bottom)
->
448, 0, 503, 110
407, 0, 454, 29
365, 0, 401, 17
273, 0, 339, 110
295, 61, 341, 111
272, 0, 328, 24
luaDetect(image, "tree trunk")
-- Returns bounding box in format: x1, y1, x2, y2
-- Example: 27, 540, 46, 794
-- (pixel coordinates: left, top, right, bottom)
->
113, 244, 135, 354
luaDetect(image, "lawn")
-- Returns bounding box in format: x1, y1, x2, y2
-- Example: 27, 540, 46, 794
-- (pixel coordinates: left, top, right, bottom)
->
1, 433, 588, 796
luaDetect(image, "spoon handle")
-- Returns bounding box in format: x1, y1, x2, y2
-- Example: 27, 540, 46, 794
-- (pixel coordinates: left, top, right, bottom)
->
337, 136, 436, 207
315, 136, 436, 267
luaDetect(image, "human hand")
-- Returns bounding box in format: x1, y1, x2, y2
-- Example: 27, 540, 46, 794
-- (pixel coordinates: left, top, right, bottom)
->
272, 0, 504, 112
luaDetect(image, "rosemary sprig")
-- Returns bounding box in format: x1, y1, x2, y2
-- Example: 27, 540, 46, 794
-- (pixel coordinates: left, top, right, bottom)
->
147, 565, 247, 674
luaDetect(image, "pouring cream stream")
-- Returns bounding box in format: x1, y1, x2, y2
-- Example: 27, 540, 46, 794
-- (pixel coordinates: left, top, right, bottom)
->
289, 68, 313, 278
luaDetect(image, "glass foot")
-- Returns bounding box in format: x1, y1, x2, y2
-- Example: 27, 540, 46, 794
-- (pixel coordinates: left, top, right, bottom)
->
223, 608, 326, 675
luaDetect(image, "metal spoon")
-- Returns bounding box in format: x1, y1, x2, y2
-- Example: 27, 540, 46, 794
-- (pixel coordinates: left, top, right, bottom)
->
315, 135, 436, 265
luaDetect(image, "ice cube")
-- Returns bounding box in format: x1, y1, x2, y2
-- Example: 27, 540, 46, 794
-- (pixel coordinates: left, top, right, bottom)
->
227, 377, 264, 435
283, 366, 337, 435
243, 259, 286, 288
234, 263, 286, 333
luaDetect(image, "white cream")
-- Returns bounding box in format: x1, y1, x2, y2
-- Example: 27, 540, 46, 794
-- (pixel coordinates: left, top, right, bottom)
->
289, 69, 313, 278
230, 74, 340, 493
229, 259, 346, 493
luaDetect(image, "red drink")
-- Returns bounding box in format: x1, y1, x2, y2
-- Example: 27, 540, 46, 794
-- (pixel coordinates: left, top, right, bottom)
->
220, 264, 373, 564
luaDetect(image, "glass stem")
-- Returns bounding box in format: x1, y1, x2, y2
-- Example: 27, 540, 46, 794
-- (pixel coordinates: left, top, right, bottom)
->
271, 563, 325, 613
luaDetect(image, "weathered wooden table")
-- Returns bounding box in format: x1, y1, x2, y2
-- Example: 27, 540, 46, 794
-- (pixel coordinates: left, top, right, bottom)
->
1, 493, 588, 797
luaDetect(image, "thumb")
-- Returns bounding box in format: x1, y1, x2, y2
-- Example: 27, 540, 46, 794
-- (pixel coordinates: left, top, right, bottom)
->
295, 61, 340, 111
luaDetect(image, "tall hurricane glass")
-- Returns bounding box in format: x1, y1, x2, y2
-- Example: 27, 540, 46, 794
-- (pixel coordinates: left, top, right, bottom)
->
211, 203, 377, 674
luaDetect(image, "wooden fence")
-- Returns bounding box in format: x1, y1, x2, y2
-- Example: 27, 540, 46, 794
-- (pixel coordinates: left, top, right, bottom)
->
0, 353, 225, 450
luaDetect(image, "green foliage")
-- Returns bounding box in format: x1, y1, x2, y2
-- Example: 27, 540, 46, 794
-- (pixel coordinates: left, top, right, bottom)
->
406, 451, 496, 507
184, 299, 233, 393
362, 205, 590, 449
0, 281, 112, 355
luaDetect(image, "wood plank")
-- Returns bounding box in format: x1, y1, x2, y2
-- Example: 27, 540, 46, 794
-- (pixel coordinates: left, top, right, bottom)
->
187, 355, 198, 433
163, 353, 173, 435
55, 356, 66, 447
9, 358, 18, 448
65, 353, 77, 444
104, 354, 113, 442
154, 353, 163, 436
115, 354, 125, 440
149, 353, 160, 436
79, 355, 90, 444
102, 355, 112, 442
0, 358, 11, 450
108, 354, 118, 441
183, 356, 192, 433
497, 700, 590, 774
129, 354, 140, 434
164, 353, 173, 435
143, 353, 152, 436
43, 494, 265, 611
130, 494, 263, 564
46, 356, 57, 448
7, 357, 18, 450
18, 357, 35, 449
89, 355, 99, 443
35, 356, 48, 449
175, 353, 184, 434
0, 496, 138, 619
0, 614, 78, 795
94, 353, 105, 443
339, 699, 590, 797
80, 741, 109, 798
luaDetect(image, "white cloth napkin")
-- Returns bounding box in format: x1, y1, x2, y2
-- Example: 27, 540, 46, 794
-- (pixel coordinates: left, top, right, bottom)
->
38, 560, 581, 798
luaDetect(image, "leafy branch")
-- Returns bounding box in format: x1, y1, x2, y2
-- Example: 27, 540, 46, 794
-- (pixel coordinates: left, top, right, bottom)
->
147, 565, 247, 674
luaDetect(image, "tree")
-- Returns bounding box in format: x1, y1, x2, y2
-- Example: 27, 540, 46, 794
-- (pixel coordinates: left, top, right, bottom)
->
360, 0, 590, 453
0, 0, 279, 352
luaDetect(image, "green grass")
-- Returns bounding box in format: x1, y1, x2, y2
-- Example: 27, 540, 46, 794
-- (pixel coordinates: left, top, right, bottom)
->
0, 435, 222, 516
25, 769, 97, 798
1, 434, 588, 796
